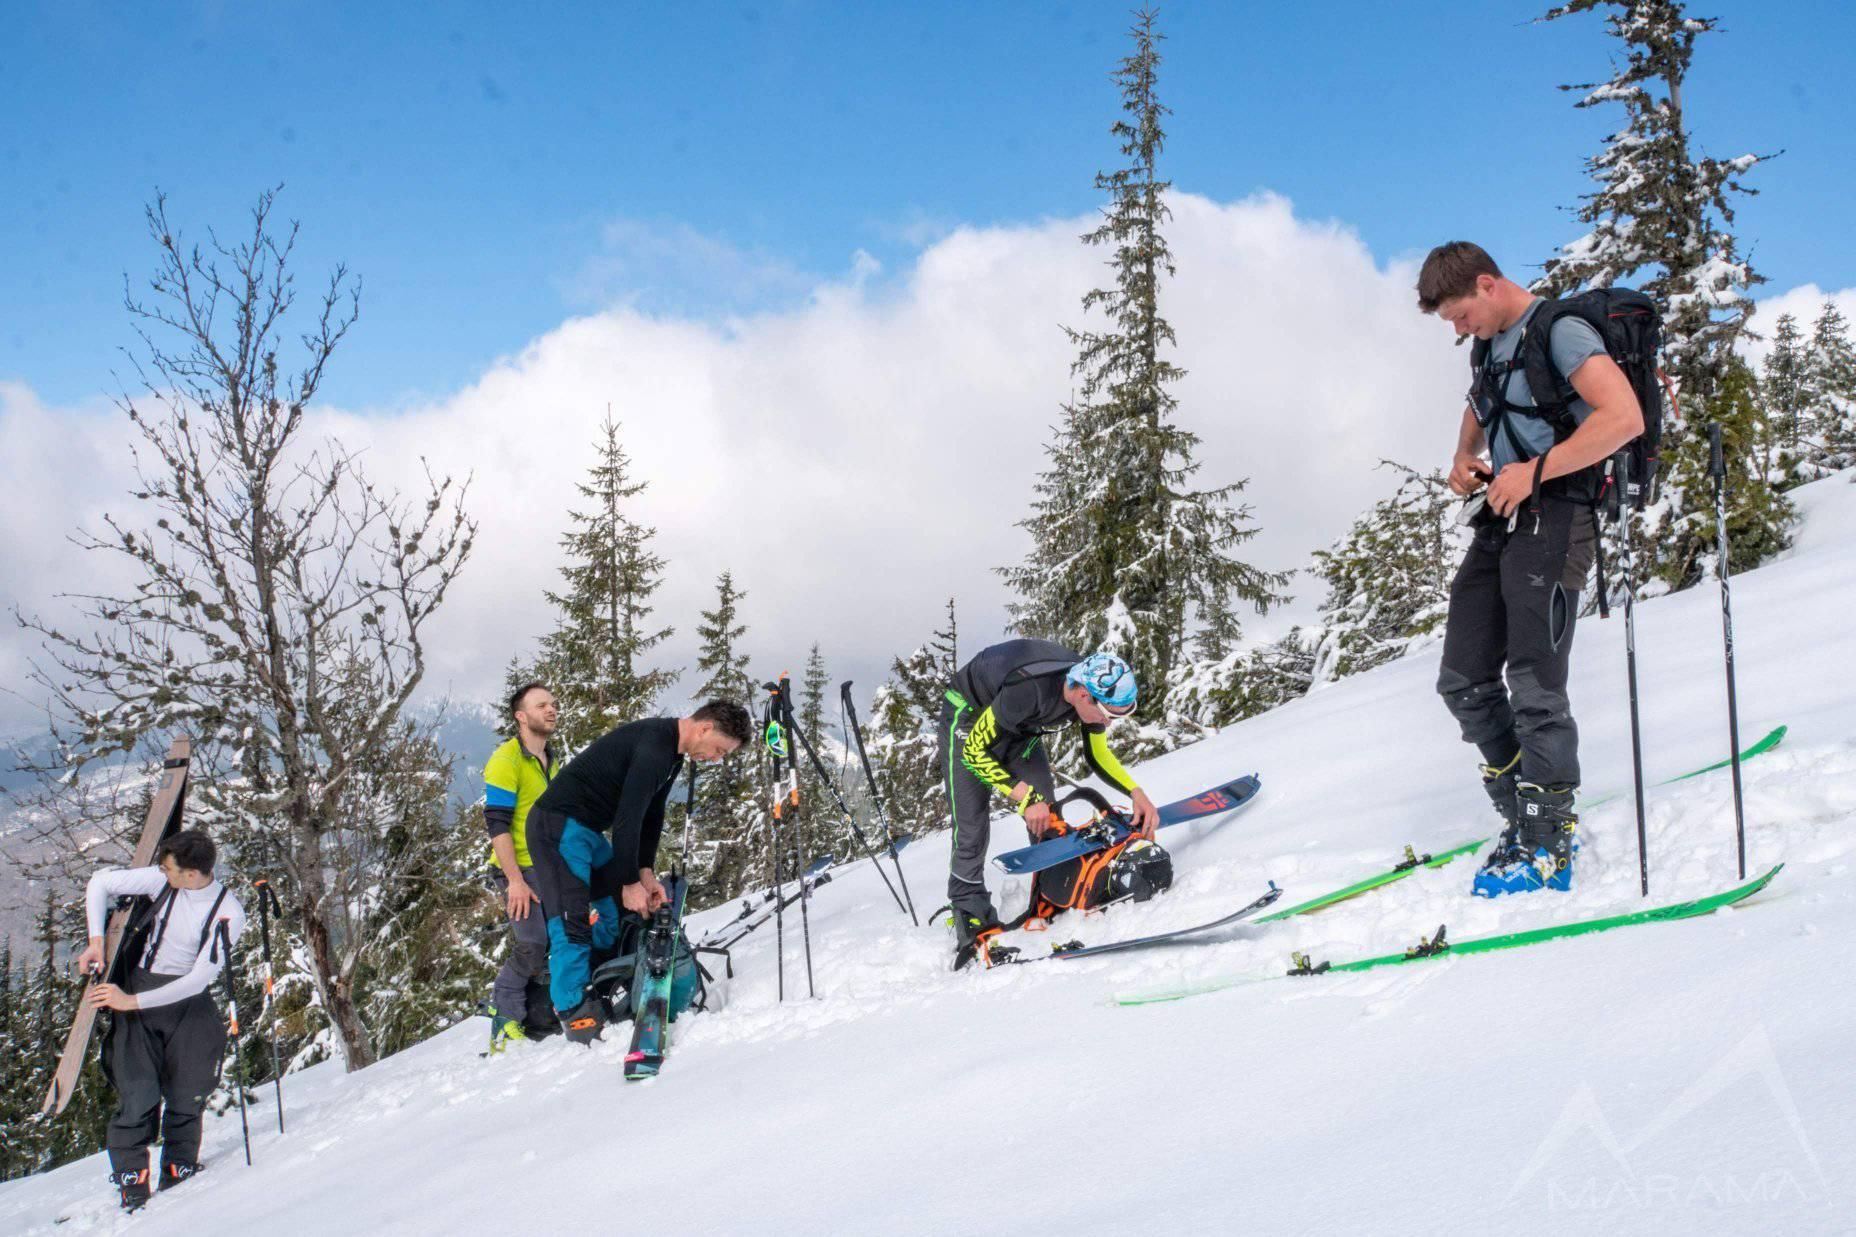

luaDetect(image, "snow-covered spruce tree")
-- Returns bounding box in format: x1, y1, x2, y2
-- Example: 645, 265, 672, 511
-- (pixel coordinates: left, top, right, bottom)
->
863, 600, 959, 842
1653, 355, 1793, 584
1001, 9, 1286, 756
1762, 313, 1810, 455
346, 722, 497, 1059
682, 571, 764, 908
1537, 0, 1770, 397
1806, 303, 1856, 473
1306, 465, 1463, 687
1536, 0, 1779, 591
14, 191, 473, 1071
538, 413, 678, 753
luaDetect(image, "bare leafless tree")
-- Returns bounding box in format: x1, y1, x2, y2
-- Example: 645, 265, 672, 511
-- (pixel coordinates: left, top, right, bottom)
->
13, 188, 474, 1069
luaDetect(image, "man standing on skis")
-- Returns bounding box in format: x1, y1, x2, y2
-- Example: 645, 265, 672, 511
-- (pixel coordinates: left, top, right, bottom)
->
1417, 241, 1643, 896
481, 680, 560, 1052
525, 699, 753, 1043
78, 830, 245, 1212
941, 641, 1157, 968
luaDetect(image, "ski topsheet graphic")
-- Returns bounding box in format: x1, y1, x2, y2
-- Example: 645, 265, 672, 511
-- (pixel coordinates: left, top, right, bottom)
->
992, 774, 1261, 875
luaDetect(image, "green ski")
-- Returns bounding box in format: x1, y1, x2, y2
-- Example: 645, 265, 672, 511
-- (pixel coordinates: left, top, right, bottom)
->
1256, 839, 1488, 923
1116, 864, 1783, 1006
1257, 724, 1790, 925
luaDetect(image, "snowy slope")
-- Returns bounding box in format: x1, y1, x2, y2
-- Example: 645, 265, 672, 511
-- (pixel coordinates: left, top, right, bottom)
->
7, 475, 1856, 1236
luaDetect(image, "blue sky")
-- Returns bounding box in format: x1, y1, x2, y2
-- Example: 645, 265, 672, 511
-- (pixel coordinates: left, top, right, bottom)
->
4, 1, 1854, 736
6, 0, 1851, 411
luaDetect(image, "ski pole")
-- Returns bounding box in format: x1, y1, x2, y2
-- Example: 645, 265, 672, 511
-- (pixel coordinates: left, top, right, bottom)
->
772, 676, 817, 998
1709, 423, 1748, 880
1612, 455, 1652, 897
252, 879, 285, 1134
213, 920, 253, 1166
760, 689, 787, 1001
788, 698, 914, 922
839, 681, 919, 923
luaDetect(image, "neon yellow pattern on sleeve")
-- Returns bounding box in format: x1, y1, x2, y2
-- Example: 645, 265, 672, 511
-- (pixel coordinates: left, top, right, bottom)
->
1085, 729, 1139, 795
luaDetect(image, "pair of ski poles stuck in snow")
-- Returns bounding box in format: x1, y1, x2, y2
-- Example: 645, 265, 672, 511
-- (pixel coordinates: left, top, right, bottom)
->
1609, 423, 1750, 897
748, 676, 919, 1002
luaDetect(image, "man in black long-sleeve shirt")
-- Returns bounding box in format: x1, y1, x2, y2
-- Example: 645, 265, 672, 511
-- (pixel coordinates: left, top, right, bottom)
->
941, 640, 1158, 968
527, 699, 752, 1041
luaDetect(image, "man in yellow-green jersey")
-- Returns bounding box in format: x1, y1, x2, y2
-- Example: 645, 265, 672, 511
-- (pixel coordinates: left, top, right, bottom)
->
483, 681, 559, 1050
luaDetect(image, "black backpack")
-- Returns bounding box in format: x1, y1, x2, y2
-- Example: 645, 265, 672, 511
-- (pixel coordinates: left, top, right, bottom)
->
1469, 287, 1667, 515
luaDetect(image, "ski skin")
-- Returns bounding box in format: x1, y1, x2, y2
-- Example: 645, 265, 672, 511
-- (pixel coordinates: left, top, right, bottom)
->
1256, 723, 1790, 924
1114, 864, 1783, 1006
624, 874, 689, 1081
40, 737, 193, 1118
992, 774, 1262, 876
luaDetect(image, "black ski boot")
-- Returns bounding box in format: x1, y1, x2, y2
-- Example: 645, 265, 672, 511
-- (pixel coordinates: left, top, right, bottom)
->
159, 1159, 203, 1192
1480, 752, 1522, 846
110, 1167, 151, 1212
952, 908, 1017, 971
1516, 782, 1578, 892
561, 994, 607, 1046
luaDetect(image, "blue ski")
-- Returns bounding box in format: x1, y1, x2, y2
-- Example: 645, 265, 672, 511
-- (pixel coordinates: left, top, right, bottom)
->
992, 774, 1262, 876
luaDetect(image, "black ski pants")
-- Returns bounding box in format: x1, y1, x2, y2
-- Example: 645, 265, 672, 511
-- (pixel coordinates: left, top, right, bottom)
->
1437, 495, 1597, 790
104, 968, 227, 1175
939, 694, 1055, 924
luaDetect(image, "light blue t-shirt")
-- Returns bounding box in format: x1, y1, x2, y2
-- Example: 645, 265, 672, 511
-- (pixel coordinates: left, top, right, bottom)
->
1476, 298, 1609, 472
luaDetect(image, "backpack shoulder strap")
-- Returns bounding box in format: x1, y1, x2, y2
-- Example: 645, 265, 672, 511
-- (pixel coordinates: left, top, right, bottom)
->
1518, 301, 1583, 438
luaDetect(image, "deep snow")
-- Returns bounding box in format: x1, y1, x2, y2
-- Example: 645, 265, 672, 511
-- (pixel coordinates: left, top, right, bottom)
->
6, 475, 1856, 1236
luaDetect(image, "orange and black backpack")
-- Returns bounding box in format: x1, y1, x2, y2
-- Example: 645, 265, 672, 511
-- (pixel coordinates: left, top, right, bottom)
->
1011, 788, 1174, 928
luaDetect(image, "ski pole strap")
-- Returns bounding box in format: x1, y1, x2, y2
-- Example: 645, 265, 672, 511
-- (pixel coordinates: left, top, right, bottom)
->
1709, 421, 1726, 481
944, 688, 968, 710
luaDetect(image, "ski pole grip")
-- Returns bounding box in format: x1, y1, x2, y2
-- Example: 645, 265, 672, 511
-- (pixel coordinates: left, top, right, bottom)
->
1708, 422, 1725, 480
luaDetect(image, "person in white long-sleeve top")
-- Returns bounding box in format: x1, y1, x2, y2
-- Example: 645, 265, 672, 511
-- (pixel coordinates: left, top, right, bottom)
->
77, 829, 245, 1212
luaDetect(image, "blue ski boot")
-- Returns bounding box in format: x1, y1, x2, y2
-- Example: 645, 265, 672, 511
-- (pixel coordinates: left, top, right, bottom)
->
1473, 781, 1577, 897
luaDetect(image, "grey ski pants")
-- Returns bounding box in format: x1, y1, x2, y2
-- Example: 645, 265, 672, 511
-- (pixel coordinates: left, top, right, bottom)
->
1437, 496, 1596, 788
490, 868, 553, 1027
939, 693, 1055, 923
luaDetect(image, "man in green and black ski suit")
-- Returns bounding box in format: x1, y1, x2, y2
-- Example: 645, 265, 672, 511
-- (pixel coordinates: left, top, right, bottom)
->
941, 640, 1157, 968
1417, 241, 1644, 897
525, 699, 752, 1043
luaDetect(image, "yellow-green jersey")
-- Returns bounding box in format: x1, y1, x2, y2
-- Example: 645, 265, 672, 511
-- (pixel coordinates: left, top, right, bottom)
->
483, 736, 557, 869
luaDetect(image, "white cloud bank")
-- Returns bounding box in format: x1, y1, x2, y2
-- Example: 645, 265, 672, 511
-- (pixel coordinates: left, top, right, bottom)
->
6, 193, 1845, 735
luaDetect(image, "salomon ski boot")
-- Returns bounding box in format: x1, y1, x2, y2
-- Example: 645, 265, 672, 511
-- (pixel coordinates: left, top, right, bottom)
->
1473, 781, 1577, 897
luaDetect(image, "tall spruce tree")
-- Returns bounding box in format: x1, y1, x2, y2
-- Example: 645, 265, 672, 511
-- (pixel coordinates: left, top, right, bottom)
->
1537, 0, 1770, 397
1537, 0, 1781, 591
1763, 313, 1810, 454
1001, 9, 1286, 752
1807, 303, 1856, 472
684, 572, 764, 907
540, 414, 678, 752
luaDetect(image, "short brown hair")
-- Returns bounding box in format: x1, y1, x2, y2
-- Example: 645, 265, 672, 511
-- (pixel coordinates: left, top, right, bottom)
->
508, 681, 549, 716
156, 829, 216, 876
691, 698, 754, 745
1416, 241, 1502, 312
